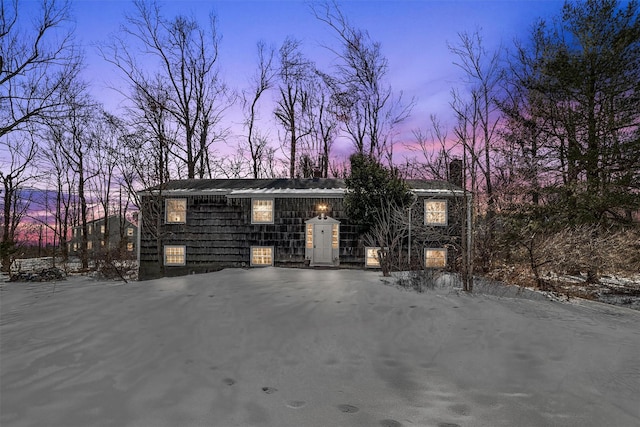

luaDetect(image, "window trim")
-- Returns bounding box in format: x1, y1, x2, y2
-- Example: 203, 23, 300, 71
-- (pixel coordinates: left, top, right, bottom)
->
250, 246, 274, 266
424, 248, 447, 268
165, 198, 187, 224
127, 227, 134, 236
251, 198, 274, 224
164, 245, 186, 266
127, 242, 134, 252
424, 199, 448, 226
365, 246, 381, 268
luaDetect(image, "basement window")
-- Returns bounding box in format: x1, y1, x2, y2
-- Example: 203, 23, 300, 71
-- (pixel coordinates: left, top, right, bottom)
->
365, 247, 381, 267
251, 246, 273, 266
166, 198, 187, 223
425, 248, 447, 268
165, 245, 186, 266
425, 200, 447, 226
251, 199, 274, 224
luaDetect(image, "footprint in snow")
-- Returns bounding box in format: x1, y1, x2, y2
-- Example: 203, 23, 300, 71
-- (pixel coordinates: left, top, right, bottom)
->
223, 378, 235, 386
337, 404, 359, 413
286, 400, 307, 409
261, 387, 277, 394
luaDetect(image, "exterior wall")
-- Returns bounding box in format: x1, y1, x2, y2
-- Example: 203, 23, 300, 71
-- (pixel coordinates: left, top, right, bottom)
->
138, 190, 467, 280
138, 195, 362, 279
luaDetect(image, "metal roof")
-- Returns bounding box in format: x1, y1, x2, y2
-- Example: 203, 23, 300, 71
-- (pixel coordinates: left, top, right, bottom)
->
140, 178, 465, 197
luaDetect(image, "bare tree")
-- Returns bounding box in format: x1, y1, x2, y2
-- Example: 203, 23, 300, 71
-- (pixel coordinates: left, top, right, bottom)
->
100, 0, 230, 179
0, 0, 81, 139
0, 137, 38, 271
242, 41, 276, 178
312, 1, 413, 161
274, 37, 313, 178
51, 86, 100, 270
304, 74, 339, 177
448, 30, 503, 273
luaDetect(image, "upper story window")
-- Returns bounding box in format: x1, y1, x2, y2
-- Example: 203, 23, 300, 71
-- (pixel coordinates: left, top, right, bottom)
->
252, 199, 274, 224
425, 200, 447, 226
100, 225, 105, 234
88, 225, 92, 235
127, 227, 134, 236
166, 198, 187, 223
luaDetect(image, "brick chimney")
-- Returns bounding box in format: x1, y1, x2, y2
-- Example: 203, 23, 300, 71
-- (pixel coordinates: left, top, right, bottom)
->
448, 159, 463, 188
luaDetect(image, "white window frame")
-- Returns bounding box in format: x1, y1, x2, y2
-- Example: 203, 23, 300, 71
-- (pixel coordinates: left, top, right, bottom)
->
250, 246, 273, 266
251, 199, 274, 224
424, 248, 447, 268
87, 241, 93, 250
166, 198, 187, 224
424, 199, 448, 226
127, 242, 134, 252
100, 225, 105, 234
164, 245, 186, 266
127, 227, 134, 236
365, 247, 381, 268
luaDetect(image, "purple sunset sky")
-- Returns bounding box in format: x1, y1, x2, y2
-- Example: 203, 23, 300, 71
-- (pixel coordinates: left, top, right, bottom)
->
27, 0, 566, 161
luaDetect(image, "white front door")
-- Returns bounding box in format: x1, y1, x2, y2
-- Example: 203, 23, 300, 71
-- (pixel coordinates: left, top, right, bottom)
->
313, 224, 333, 265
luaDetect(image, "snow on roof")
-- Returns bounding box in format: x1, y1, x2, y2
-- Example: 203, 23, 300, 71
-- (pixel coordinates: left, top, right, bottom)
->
139, 178, 467, 197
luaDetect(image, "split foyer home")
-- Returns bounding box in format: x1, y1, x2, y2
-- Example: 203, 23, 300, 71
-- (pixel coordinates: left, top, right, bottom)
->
137, 178, 468, 280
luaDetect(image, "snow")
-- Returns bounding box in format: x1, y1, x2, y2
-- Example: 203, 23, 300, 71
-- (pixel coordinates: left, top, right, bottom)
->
1, 268, 639, 427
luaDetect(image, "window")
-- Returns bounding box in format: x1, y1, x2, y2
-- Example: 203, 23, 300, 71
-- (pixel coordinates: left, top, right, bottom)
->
87, 241, 93, 250
164, 245, 186, 266
88, 225, 92, 235
166, 198, 187, 223
127, 227, 134, 236
332, 224, 339, 249
425, 200, 447, 226
127, 242, 134, 252
73, 243, 77, 251
251, 199, 274, 224
100, 225, 105, 234
365, 247, 381, 267
425, 248, 447, 268
100, 240, 105, 247
306, 224, 313, 249
251, 246, 273, 266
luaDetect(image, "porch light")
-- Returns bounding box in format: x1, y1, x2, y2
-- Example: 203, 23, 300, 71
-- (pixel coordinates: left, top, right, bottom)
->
317, 203, 328, 212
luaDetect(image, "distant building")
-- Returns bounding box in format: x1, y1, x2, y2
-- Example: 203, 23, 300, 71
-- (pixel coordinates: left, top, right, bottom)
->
69, 215, 138, 257
136, 178, 468, 280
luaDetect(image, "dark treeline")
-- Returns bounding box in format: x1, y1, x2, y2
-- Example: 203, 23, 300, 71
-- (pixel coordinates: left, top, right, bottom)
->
1, 0, 638, 283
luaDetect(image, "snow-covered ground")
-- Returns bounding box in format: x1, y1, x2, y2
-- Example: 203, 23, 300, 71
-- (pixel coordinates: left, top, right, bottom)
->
1, 268, 639, 427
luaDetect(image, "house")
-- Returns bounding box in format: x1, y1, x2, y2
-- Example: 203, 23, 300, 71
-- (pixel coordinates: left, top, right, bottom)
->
137, 178, 468, 280
69, 215, 138, 257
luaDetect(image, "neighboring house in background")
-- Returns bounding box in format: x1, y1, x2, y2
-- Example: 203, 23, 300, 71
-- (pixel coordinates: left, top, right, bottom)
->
69, 215, 138, 257
137, 178, 468, 280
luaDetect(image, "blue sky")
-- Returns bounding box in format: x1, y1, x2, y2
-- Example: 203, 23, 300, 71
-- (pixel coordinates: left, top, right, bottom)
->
33, 0, 566, 158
